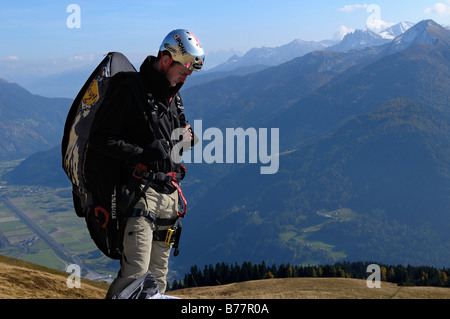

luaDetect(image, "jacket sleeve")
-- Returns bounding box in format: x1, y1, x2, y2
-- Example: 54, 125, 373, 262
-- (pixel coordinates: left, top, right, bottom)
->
88, 81, 145, 164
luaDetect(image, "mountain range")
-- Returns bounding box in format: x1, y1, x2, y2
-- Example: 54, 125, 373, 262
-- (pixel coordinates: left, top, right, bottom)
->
206, 22, 415, 73
1, 20, 449, 272
184, 22, 415, 89
18, 22, 414, 98
208, 39, 330, 73
0, 79, 71, 160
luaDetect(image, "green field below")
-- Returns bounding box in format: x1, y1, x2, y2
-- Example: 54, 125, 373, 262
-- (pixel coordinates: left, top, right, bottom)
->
0, 160, 119, 277
278, 208, 356, 261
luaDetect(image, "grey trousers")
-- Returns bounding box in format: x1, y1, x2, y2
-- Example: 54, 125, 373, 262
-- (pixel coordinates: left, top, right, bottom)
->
106, 186, 178, 298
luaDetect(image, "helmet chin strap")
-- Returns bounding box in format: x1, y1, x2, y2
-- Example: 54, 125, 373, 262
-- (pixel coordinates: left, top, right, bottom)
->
160, 52, 173, 74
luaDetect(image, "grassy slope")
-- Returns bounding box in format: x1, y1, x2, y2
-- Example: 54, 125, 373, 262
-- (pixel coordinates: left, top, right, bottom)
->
0, 255, 108, 299
1, 255, 449, 299
170, 277, 450, 299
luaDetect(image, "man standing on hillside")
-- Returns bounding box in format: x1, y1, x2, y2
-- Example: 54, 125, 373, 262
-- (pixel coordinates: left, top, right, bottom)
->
87, 29, 205, 298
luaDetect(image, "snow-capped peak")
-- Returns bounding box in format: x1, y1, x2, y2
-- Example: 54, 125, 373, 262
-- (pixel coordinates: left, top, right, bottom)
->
394, 20, 444, 45
384, 19, 450, 54
378, 22, 415, 39
329, 28, 390, 51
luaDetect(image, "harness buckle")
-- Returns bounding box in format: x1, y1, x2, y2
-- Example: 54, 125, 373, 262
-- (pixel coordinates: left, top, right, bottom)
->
164, 227, 176, 245
132, 163, 147, 179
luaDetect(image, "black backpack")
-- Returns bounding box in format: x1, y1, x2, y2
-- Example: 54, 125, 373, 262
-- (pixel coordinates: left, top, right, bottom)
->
62, 52, 139, 259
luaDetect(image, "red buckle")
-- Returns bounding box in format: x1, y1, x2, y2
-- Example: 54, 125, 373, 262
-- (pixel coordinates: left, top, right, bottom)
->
133, 163, 147, 179
94, 206, 110, 229
167, 172, 177, 180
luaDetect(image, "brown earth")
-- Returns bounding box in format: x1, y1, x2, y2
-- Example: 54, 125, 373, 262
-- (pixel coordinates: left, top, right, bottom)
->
0, 255, 108, 299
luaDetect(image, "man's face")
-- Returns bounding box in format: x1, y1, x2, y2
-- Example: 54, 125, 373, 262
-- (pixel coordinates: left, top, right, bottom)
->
166, 62, 193, 87
161, 56, 193, 87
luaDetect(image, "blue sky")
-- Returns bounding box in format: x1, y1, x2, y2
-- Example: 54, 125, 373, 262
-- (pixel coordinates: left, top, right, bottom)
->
1, 0, 450, 80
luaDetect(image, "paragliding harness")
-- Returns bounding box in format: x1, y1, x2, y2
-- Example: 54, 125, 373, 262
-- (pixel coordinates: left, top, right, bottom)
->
118, 165, 186, 257
61, 52, 187, 260
115, 87, 188, 258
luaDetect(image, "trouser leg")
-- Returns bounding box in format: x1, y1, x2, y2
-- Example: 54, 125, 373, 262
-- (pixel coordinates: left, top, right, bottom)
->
105, 186, 178, 298
105, 216, 153, 298
149, 240, 172, 293
143, 188, 178, 293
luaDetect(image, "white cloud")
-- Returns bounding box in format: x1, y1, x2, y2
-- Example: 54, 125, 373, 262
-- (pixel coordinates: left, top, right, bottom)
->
334, 26, 356, 40
5, 56, 20, 62
425, 1, 450, 15
68, 54, 95, 62
338, 4, 394, 33
367, 19, 395, 33
338, 4, 369, 12
366, 4, 395, 33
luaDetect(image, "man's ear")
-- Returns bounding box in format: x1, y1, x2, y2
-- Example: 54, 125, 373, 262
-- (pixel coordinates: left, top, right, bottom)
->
160, 54, 173, 73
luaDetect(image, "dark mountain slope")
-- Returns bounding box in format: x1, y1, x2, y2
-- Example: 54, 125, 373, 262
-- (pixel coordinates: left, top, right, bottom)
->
3, 145, 70, 188
176, 99, 450, 268
282, 99, 450, 225
182, 47, 382, 129
0, 79, 71, 159
271, 40, 450, 151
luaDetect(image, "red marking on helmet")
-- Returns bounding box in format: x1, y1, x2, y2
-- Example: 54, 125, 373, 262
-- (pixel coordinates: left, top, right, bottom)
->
189, 31, 201, 45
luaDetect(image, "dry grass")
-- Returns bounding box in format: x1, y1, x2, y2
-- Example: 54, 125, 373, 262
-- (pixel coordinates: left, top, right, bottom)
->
169, 277, 450, 299
1, 255, 449, 299
0, 255, 108, 299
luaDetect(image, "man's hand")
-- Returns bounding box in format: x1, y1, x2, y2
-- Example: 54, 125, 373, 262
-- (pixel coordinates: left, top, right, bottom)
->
182, 124, 194, 143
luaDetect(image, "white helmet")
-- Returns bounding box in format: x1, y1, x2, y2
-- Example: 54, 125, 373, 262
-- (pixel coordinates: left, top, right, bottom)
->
159, 29, 205, 72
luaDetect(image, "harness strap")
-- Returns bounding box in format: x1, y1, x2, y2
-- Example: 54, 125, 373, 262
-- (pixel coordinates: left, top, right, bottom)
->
153, 229, 172, 242
130, 208, 182, 255
171, 181, 187, 217
130, 208, 178, 226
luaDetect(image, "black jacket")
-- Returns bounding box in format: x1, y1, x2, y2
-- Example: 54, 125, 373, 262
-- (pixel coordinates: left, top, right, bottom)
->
86, 56, 188, 194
